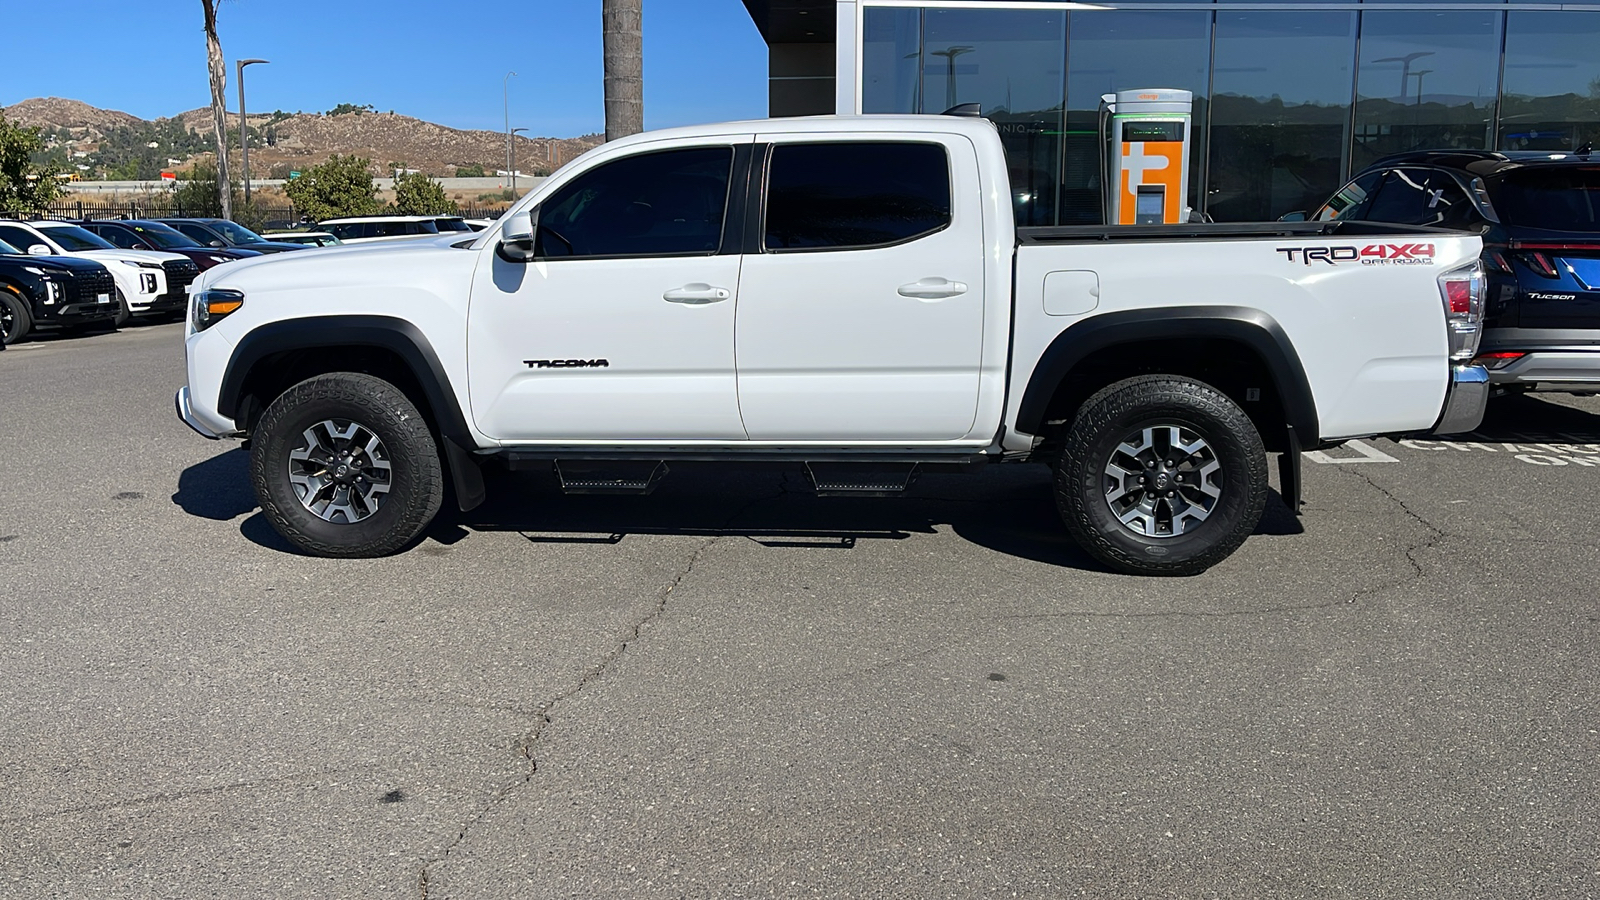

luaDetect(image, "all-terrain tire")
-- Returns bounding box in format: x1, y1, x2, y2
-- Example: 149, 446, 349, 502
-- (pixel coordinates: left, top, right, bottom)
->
1055, 375, 1268, 576
0, 287, 31, 345
250, 372, 444, 558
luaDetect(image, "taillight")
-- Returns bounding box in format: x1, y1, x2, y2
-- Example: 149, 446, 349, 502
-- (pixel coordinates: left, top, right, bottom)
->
1438, 260, 1486, 362
1484, 248, 1514, 274
1472, 351, 1526, 370
1519, 251, 1559, 278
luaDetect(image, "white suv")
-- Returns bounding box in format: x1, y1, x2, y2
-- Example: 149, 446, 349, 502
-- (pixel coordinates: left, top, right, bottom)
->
0, 220, 195, 324
315, 216, 473, 245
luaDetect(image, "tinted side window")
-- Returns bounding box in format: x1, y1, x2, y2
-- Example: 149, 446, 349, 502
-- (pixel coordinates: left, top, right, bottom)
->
96, 225, 142, 249
536, 146, 733, 259
174, 223, 216, 244
0, 224, 40, 249
1364, 169, 1471, 227
1315, 171, 1383, 222
763, 142, 951, 251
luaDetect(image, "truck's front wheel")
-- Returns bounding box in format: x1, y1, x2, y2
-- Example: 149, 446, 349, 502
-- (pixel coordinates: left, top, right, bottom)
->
1055, 375, 1267, 576
250, 373, 444, 558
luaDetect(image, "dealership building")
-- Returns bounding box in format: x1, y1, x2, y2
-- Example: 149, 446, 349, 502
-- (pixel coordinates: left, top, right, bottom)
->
740, 0, 1600, 224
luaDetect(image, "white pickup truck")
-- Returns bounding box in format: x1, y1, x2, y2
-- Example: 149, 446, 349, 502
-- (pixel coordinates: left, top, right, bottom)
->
176, 115, 1488, 575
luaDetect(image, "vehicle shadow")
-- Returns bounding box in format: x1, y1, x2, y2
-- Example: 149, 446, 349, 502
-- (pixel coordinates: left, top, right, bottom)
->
1435, 392, 1600, 445
172, 446, 257, 520
177, 452, 1303, 568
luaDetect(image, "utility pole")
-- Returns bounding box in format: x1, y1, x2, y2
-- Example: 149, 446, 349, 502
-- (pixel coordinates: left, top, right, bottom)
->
237, 58, 268, 205
503, 71, 517, 187
511, 127, 528, 192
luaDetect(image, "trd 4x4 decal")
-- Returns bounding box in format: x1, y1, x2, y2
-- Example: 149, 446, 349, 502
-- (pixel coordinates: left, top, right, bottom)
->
1277, 243, 1436, 266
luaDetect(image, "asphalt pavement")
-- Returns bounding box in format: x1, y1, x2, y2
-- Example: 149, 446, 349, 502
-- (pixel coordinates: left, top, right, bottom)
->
2, 323, 1598, 898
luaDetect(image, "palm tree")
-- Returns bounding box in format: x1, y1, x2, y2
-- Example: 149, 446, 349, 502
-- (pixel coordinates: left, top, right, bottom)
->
201, 0, 232, 219
602, 0, 643, 141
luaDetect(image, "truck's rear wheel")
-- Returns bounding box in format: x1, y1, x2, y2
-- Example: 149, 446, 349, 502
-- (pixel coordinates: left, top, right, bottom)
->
250, 373, 444, 558
0, 287, 31, 345
1055, 375, 1267, 576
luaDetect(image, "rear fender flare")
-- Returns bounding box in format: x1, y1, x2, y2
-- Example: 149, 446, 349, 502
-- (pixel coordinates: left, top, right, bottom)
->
1014, 306, 1320, 446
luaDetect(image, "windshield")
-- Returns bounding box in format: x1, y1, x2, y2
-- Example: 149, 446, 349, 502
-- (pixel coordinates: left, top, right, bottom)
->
1495, 167, 1600, 232
209, 220, 268, 244
38, 224, 116, 252
127, 222, 202, 249
434, 218, 471, 232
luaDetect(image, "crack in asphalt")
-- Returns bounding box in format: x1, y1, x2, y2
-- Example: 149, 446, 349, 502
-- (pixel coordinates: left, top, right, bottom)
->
1341, 466, 1448, 605
416, 534, 718, 899
3, 766, 374, 824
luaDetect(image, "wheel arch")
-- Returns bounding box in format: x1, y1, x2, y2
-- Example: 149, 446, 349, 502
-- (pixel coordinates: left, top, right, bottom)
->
1015, 306, 1320, 449
219, 314, 485, 510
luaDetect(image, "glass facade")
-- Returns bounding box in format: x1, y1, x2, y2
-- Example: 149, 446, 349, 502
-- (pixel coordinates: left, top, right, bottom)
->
858, 2, 1600, 224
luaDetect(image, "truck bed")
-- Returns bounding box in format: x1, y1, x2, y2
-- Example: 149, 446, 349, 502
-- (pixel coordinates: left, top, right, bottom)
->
1018, 220, 1461, 245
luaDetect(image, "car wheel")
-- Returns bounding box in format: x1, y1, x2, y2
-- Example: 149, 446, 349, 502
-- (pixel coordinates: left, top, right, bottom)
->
0, 286, 32, 345
1055, 375, 1267, 576
112, 287, 131, 327
250, 373, 444, 558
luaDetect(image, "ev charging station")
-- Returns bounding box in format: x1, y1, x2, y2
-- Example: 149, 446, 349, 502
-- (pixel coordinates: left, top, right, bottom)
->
1099, 88, 1194, 225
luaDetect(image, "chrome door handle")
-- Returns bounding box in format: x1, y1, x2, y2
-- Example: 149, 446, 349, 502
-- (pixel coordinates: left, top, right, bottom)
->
663, 283, 731, 304
897, 278, 968, 299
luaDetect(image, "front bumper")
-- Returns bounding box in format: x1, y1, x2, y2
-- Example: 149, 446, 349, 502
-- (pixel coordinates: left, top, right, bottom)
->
1433, 364, 1490, 435
135, 292, 190, 317
175, 386, 238, 439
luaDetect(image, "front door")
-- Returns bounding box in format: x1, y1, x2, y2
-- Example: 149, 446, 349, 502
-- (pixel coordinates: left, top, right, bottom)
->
467, 138, 751, 442
734, 135, 987, 441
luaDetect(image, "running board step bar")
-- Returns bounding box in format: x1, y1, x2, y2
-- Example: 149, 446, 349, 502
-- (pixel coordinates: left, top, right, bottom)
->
804, 462, 920, 497
553, 460, 669, 495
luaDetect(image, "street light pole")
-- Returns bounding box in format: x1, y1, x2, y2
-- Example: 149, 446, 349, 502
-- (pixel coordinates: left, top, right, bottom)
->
510, 127, 529, 193
236, 58, 269, 206
503, 71, 518, 187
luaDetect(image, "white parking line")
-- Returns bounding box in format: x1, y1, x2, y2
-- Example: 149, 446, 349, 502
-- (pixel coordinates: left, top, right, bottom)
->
1305, 439, 1399, 465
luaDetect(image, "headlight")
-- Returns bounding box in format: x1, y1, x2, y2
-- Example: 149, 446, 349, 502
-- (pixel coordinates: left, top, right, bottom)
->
192, 289, 244, 331
46, 281, 61, 304
140, 272, 159, 293
208, 255, 230, 264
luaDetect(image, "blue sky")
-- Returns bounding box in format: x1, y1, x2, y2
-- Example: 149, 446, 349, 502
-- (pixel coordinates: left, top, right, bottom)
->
0, 1, 770, 137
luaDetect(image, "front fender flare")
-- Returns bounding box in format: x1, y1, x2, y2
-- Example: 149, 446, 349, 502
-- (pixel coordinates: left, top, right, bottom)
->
218, 314, 485, 511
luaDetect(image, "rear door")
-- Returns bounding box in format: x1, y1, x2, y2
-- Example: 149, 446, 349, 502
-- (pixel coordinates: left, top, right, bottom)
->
734, 134, 986, 441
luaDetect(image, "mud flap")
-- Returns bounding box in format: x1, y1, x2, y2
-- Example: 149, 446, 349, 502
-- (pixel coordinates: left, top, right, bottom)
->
1278, 424, 1302, 516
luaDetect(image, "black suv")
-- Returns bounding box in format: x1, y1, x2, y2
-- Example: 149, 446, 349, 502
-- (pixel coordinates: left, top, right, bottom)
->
152, 218, 306, 255
0, 236, 119, 344
1303, 150, 1600, 395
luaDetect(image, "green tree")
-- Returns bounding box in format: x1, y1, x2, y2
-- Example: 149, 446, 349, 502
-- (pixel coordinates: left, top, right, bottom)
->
172, 161, 228, 217
393, 171, 459, 215
453, 163, 485, 178
0, 117, 64, 213
284, 154, 381, 221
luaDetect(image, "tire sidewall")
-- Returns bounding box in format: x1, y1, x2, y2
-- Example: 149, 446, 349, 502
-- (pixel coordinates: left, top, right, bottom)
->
252, 380, 437, 554
1059, 383, 1266, 574
0, 289, 30, 344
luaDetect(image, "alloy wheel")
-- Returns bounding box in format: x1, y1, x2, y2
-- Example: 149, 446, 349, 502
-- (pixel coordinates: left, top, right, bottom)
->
1102, 424, 1223, 538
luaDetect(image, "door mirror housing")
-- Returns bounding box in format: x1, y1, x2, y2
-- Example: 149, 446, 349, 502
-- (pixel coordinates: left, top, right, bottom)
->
27, 244, 51, 256
209, 240, 226, 248
1278, 210, 1309, 222
499, 209, 537, 262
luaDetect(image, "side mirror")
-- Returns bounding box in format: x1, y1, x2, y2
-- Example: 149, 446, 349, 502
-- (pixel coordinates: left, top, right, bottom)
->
134, 242, 151, 251
209, 240, 226, 248
499, 209, 537, 262
27, 244, 50, 256
1278, 210, 1309, 222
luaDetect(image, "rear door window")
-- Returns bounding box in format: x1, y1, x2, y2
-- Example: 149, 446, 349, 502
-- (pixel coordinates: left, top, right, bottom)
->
1495, 168, 1600, 232
1363, 169, 1474, 228
94, 225, 142, 249
762, 142, 951, 251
